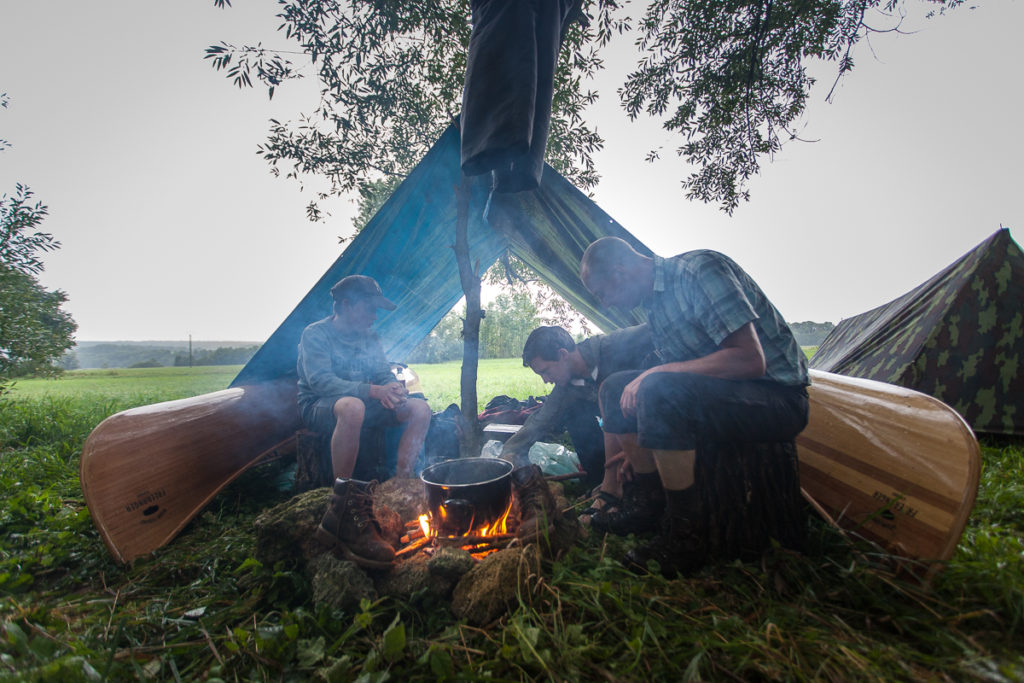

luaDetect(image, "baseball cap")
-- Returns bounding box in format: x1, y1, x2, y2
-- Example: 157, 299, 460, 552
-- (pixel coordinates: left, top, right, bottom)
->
330, 275, 397, 310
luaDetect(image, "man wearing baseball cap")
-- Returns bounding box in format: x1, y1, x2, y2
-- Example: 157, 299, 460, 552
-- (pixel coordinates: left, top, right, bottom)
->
297, 274, 431, 569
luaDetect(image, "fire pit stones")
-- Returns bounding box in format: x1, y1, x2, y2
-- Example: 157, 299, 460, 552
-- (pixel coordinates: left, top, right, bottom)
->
252, 473, 579, 625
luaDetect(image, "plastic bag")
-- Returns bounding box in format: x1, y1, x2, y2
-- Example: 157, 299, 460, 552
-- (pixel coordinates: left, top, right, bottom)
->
526, 442, 581, 476
480, 439, 581, 476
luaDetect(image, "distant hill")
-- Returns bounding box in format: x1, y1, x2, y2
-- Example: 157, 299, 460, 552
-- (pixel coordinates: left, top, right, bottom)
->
789, 321, 835, 347
63, 341, 261, 370
73, 340, 260, 351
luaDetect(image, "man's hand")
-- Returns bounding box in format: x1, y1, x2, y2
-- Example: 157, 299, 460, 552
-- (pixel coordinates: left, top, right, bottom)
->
619, 323, 767, 417
370, 382, 409, 409
619, 371, 648, 418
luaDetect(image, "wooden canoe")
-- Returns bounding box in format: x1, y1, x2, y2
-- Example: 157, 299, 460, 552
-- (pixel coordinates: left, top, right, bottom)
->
798, 369, 981, 569
80, 380, 301, 564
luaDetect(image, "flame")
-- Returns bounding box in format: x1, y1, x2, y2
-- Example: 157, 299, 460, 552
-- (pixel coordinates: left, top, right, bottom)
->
410, 499, 515, 559
478, 498, 512, 537
418, 513, 431, 538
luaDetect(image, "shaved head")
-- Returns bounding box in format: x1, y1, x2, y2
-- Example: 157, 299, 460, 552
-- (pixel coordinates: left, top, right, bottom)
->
580, 237, 654, 310
581, 237, 640, 283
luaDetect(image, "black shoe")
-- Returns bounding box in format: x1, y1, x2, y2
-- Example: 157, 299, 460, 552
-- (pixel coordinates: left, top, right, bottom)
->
624, 487, 707, 576
590, 472, 664, 536
624, 513, 707, 576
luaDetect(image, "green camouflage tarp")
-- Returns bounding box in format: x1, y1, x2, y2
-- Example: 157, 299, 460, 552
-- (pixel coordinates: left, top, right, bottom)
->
811, 228, 1024, 436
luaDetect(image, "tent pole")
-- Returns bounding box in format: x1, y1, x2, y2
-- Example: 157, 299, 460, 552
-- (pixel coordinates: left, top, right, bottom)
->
454, 175, 483, 457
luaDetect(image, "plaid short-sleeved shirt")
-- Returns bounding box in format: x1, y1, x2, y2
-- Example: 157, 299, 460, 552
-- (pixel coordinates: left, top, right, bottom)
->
645, 251, 809, 387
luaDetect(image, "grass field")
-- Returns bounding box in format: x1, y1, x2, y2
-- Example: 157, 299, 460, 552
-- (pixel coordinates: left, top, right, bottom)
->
2, 363, 1023, 680
9, 360, 547, 415
8, 366, 244, 402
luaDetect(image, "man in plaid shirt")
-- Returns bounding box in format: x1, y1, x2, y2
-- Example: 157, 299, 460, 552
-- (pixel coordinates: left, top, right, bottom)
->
580, 237, 810, 575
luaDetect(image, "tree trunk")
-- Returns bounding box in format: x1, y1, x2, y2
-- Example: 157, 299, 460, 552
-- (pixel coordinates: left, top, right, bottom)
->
454, 177, 483, 458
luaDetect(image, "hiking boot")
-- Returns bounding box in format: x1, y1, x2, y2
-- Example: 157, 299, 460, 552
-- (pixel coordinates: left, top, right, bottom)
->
590, 472, 664, 536
512, 464, 559, 542
624, 488, 707, 576
315, 478, 396, 570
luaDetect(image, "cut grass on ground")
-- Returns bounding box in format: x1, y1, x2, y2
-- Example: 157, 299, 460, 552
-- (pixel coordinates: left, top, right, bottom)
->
1, 362, 1022, 680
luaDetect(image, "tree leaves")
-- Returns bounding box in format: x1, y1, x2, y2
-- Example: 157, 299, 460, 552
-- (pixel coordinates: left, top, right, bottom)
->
208, 0, 962, 214
208, 0, 614, 218
0, 186, 76, 383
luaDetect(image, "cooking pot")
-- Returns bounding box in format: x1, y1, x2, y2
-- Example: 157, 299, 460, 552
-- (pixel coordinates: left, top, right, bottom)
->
420, 458, 514, 536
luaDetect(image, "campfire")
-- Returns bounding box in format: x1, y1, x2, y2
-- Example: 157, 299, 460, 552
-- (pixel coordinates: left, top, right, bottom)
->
396, 501, 517, 561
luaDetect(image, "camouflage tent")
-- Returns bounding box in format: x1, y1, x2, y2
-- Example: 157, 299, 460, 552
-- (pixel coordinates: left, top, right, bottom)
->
810, 228, 1023, 436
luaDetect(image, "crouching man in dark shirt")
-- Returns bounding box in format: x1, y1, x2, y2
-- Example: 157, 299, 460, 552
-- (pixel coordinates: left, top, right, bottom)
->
503, 324, 653, 516
581, 237, 810, 576
298, 275, 431, 569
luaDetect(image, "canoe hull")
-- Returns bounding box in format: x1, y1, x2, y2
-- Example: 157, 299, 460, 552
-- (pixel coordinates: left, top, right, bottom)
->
80, 380, 301, 564
797, 370, 981, 567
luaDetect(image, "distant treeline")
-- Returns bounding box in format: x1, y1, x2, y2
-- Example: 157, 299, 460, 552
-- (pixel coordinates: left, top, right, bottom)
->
789, 321, 835, 347
60, 320, 833, 371
62, 344, 261, 370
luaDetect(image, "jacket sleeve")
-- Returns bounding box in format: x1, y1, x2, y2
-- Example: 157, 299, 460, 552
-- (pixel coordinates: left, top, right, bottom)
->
500, 385, 569, 461
297, 326, 371, 401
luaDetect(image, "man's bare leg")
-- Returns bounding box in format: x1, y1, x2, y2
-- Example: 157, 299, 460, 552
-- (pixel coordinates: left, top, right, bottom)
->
598, 432, 625, 500
330, 397, 366, 479
393, 397, 432, 477
652, 449, 696, 490
616, 432, 657, 475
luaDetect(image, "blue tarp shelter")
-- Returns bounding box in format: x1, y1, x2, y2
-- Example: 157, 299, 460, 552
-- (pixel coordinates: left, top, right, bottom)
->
232, 124, 651, 387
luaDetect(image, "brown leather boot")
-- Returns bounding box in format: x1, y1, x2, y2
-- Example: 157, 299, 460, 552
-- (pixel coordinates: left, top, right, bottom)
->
512, 464, 559, 542
590, 471, 665, 536
315, 478, 396, 569
624, 487, 707, 576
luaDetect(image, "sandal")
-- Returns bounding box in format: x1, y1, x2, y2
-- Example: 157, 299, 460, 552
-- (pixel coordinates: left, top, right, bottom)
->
580, 490, 621, 517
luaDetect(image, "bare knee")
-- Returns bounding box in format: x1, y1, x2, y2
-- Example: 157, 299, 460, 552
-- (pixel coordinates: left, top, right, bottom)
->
333, 396, 366, 427
398, 397, 431, 427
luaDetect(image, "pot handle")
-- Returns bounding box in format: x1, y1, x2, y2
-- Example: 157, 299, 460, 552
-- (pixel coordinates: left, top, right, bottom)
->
440, 498, 475, 536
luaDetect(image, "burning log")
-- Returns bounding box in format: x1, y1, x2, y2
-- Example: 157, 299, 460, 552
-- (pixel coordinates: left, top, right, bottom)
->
434, 532, 515, 548
395, 536, 431, 558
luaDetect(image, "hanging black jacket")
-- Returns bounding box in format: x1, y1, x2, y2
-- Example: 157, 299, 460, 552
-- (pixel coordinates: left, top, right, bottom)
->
460, 0, 581, 193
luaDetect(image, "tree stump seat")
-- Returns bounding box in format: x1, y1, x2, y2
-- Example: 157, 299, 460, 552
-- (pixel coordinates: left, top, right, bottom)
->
294, 428, 391, 493
693, 437, 806, 562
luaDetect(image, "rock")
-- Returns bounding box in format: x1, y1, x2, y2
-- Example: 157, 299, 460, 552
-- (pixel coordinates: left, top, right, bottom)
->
254, 482, 414, 572
374, 477, 427, 522
374, 504, 404, 549
254, 487, 330, 569
310, 554, 377, 611
427, 547, 475, 581
451, 545, 540, 626
545, 512, 581, 559
374, 554, 455, 601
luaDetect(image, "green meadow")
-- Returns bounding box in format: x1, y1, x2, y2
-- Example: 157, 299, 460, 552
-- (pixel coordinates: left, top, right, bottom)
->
1, 363, 1022, 680
8, 361, 547, 414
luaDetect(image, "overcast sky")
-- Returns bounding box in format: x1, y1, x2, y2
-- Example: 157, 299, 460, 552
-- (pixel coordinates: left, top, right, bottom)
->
1, 1, 1021, 342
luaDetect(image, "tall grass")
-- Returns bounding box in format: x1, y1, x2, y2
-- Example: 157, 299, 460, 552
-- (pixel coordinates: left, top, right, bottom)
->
1, 364, 1022, 680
